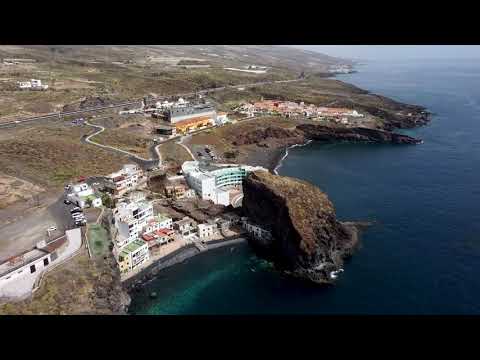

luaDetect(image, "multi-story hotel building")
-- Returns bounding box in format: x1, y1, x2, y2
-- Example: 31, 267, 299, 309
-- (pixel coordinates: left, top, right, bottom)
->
117, 239, 149, 274
113, 199, 154, 248
181, 161, 267, 206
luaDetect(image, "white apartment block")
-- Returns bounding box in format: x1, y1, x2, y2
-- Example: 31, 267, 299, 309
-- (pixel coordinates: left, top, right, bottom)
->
106, 164, 146, 198
67, 183, 102, 208
143, 214, 173, 234
182, 161, 266, 206
113, 200, 154, 248
117, 239, 150, 274
174, 216, 198, 238
197, 222, 217, 239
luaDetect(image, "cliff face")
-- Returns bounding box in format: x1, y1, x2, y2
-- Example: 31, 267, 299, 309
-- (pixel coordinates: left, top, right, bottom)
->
232, 126, 304, 147
297, 124, 422, 144
231, 124, 422, 151
242, 171, 359, 284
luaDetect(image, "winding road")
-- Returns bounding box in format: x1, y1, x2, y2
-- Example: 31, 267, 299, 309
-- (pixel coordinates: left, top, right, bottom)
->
82, 121, 162, 169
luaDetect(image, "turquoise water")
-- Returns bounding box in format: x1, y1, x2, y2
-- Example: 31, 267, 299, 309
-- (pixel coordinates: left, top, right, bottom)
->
129, 59, 480, 314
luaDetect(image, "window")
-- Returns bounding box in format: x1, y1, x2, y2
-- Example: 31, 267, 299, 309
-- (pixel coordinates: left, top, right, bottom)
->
44, 258, 49, 267
30, 264, 36, 273
50, 251, 58, 261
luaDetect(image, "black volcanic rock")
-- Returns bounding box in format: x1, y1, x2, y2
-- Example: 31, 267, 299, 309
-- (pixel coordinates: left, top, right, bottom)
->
242, 171, 360, 284
232, 126, 304, 146
297, 124, 422, 144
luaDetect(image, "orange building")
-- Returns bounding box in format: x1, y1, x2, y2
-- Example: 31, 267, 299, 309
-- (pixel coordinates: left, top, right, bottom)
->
174, 115, 214, 134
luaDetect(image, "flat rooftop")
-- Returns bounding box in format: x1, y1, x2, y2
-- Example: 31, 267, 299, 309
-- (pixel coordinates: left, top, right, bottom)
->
0, 235, 67, 277
121, 239, 147, 254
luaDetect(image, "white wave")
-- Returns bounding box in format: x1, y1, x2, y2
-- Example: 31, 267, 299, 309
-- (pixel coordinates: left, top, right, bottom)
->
273, 140, 312, 175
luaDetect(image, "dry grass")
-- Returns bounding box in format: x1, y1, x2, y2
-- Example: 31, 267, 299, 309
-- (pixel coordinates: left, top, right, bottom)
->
158, 141, 193, 171
0, 122, 128, 189
0, 174, 45, 209
92, 127, 152, 158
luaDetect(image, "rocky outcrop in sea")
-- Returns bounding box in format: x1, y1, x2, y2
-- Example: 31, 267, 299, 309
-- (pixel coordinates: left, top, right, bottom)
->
242, 171, 361, 284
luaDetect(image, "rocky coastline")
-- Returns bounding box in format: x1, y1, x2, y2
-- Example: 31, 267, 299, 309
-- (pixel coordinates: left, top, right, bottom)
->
232, 108, 430, 284
239, 117, 428, 172
124, 237, 247, 310
242, 171, 366, 284
124, 84, 432, 305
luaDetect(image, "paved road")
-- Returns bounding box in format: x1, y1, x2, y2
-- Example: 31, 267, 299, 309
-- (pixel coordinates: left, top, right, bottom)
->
82, 121, 160, 169
0, 78, 304, 129
0, 101, 142, 129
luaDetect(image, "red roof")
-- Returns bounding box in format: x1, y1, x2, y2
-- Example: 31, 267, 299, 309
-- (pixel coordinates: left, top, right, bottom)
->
155, 228, 173, 237
113, 175, 125, 182
142, 234, 156, 242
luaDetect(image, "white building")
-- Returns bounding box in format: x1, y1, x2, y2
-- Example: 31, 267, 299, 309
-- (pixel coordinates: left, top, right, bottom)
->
0, 230, 76, 299
143, 214, 173, 234
215, 112, 230, 125
17, 79, 48, 90
182, 161, 267, 206
197, 221, 217, 239
68, 183, 102, 208
106, 164, 146, 198
242, 218, 273, 241
173, 216, 198, 238
349, 110, 364, 117
117, 239, 150, 274
113, 199, 154, 248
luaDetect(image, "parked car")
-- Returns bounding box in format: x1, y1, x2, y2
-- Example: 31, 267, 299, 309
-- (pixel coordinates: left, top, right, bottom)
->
64, 184, 71, 191
64, 199, 71, 205
47, 226, 57, 233
70, 207, 82, 213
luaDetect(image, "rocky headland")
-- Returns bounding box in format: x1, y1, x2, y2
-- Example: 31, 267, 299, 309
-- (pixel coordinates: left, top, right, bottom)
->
242, 170, 363, 284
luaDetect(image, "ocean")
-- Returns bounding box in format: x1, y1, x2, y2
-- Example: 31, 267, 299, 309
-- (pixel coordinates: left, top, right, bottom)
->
129, 59, 480, 315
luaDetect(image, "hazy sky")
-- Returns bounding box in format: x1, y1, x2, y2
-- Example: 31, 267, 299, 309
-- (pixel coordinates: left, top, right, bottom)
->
291, 45, 480, 61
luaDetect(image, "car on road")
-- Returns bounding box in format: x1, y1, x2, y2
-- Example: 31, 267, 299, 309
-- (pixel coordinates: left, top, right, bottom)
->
64, 199, 71, 205
14, 120, 21, 124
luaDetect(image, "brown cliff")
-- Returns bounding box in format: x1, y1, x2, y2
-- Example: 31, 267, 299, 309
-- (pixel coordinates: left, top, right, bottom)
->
242, 171, 360, 284
297, 124, 422, 144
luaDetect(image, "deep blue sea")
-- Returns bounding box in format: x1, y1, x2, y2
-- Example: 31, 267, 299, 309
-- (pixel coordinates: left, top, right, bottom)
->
129, 59, 480, 315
